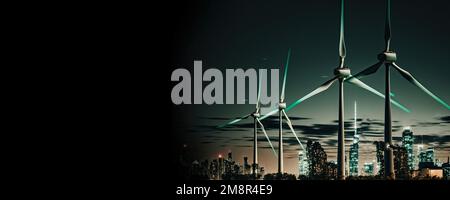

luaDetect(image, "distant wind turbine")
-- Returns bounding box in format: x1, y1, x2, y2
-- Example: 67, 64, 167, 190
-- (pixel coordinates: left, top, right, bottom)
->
218, 78, 277, 176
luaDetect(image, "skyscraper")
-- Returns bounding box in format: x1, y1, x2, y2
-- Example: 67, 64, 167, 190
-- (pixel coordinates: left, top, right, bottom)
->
393, 145, 409, 179
307, 140, 328, 179
374, 141, 385, 176
401, 127, 415, 170
349, 135, 359, 176
298, 150, 309, 176
349, 101, 359, 176
442, 157, 450, 180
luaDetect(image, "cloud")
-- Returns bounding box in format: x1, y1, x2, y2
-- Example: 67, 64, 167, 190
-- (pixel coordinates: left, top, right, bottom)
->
194, 115, 450, 157
265, 115, 311, 121
437, 115, 450, 123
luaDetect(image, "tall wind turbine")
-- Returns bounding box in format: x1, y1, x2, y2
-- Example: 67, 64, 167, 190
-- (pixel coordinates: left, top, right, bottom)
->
348, 0, 450, 179
218, 79, 277, 176
275, 48, 307, 174
260, 0, 410, 180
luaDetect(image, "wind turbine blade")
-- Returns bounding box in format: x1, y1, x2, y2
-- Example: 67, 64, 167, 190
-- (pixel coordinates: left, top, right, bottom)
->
282, 110, 306, 152
259, 109, 279, 121
281, 48, 291, 101
345, 76, 411, 113
339, 0, 346, 60
391, 63, 450, 110
217, 114, 251, 128
286, 76, 339, 112
351, 61, 383, 80
256, 118, 278, 157
385, 0, 392, 51
256, 76, 262, 110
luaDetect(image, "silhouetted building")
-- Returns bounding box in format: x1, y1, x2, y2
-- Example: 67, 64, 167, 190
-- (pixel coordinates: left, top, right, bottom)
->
326, 161, 337, 179
218, 155, 224, 179
393, 145, 409, 179
307, 140, 328, 179
401, 127, 415, 170
349, 134, 360, 176
442, 157, 450, 180
243, 156, 251, 175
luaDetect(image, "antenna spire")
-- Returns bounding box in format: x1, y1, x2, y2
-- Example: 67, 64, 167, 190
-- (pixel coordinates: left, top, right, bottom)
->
354, 101, 357, 136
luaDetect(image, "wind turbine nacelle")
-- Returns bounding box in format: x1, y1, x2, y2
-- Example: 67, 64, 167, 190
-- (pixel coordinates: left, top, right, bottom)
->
252, 112, 260, 118
378, 52, 397, 62
385, 143, 391, 150
279, 102, 286, 109
334, 67, 351, 78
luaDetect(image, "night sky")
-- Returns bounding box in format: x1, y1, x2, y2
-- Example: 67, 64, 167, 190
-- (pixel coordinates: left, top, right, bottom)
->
169, 0, 450, 175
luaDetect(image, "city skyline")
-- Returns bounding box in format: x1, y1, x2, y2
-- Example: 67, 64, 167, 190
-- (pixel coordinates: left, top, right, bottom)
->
180, 114, 449, 175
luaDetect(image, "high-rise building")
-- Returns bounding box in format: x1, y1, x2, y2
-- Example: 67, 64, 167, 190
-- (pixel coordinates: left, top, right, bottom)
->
218, 155, 224, 179
425, 148, 435, 162
307, 140, 328, 178
349, 134, 359, 176
401, 127, 415, 170
418, 147, 436, 169
417, 144, 425, 163
298, 150, 309, 176
393, 145, 409, 179
374, 141, 385, 176
349, 101, 359, 176
442, 157, 450, 180
363, 162, 374, 176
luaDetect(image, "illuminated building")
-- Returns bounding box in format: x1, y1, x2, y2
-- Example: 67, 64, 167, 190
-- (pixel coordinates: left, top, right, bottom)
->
374, 141, 385, 176
349, 101, 359, 176
298, 150, 309, 176
418, 147, 436, 169
349, 134, 360, 176
401, 127, 415, 170
306, 140, 328, 178
417, 144, 425, 163
363, 162, 374, 175
425, 148, 435, 162
393, 145, 409, 179
442, 157, 450, 180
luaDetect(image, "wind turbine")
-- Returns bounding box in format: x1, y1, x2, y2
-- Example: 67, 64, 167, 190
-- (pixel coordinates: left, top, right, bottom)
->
348, 0, 450, 179
218, 78, 277, 176
273, 48, 308, 174
259, 0, 410, 180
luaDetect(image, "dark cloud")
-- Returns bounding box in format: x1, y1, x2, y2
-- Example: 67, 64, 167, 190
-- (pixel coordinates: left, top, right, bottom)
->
196, 115, 450, 153
412, 135, 450, 146
265, 115, 311, 121
437, 115, 450, 123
